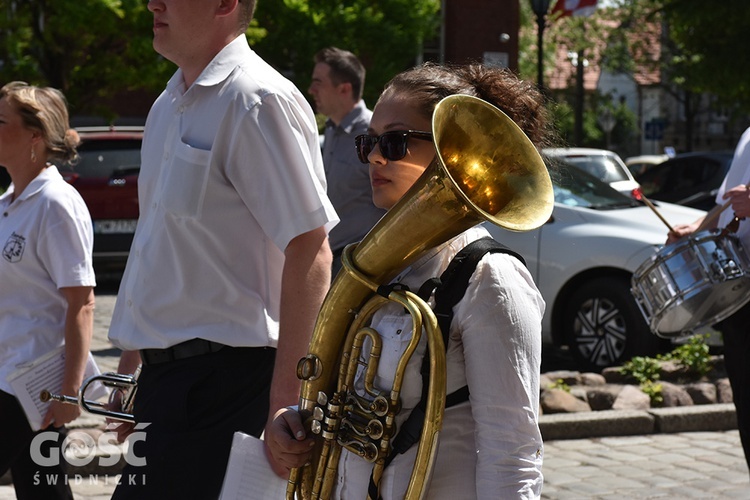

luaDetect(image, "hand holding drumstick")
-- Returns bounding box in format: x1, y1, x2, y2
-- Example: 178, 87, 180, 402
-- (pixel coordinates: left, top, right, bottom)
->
666, 184, 750, 244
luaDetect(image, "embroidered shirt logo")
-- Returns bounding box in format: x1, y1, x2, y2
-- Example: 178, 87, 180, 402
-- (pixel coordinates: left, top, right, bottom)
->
3, 232, 26, 263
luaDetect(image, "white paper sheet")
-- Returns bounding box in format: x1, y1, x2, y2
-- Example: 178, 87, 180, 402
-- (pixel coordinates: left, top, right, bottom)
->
7, 345, 106, 430
219, 432, 288, 500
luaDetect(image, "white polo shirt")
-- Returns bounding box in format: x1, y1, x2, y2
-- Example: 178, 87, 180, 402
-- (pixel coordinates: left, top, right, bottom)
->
109, 35, 338, 351
0, 166, 95, 394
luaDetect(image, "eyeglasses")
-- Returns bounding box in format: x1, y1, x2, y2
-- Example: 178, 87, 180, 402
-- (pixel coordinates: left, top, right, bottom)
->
354, 130, 433, 164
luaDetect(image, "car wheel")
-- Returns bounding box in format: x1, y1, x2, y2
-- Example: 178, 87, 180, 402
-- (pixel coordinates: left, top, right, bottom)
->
563, 276, 665, 371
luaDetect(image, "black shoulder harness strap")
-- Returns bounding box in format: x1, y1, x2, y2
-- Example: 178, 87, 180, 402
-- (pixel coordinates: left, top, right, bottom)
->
368, 236, 525, 499
422, 236, 526, 337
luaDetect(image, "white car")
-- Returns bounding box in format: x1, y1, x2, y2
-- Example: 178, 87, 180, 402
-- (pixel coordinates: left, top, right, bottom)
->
544, 147, 641, 198
484, 163, 706, 370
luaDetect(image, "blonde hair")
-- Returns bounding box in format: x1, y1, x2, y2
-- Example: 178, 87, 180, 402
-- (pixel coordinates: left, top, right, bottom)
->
0, 81, 79, 164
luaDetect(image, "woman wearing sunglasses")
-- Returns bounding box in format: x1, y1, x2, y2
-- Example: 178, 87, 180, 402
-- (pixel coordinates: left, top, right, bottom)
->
267, 62, 553, 499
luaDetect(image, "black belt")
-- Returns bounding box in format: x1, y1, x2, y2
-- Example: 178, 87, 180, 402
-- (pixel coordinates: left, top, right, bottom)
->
140, 338, 227, 366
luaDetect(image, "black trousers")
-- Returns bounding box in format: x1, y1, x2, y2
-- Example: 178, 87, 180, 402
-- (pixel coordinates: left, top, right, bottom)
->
112, 346, 276, 500
715, 302, 750, 471
0, 390, 73, 500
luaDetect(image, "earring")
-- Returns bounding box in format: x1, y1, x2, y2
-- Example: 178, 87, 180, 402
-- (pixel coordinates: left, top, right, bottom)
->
31, 146, 37, 163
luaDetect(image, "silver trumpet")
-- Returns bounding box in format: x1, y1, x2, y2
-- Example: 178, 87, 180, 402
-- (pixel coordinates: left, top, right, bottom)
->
40, 368, 140, 423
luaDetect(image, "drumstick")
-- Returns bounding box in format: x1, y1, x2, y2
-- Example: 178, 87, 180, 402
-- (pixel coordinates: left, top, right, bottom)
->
695, 200, 732, 233
636, 192, 674, 232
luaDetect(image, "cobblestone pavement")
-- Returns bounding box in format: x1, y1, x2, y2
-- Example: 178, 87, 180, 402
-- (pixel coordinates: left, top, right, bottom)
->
542, 431, 749, 499
1, 290, 748, 499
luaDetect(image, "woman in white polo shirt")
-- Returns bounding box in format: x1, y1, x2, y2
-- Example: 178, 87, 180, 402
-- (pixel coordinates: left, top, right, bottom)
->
0, 81, 96, 500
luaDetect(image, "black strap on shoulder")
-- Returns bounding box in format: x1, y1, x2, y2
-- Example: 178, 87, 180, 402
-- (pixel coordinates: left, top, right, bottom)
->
431, 237, 525, 337
367, 237, 525, 499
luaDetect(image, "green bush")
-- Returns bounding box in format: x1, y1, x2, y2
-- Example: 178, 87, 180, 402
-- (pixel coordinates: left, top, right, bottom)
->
618, 334, 713, 406
619, 355, 662, 385
659, 334, 713, 377
550, 378, 571, 392
640, 380, 664, 406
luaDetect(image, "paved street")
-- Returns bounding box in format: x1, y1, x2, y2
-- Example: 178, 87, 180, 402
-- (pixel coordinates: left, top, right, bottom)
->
3, 430, 747, 499
1, 289, 748, 498
542, 431, 749, 499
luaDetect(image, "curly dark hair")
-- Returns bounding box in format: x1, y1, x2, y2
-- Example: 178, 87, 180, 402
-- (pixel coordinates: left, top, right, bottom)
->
379, 63, 555, 148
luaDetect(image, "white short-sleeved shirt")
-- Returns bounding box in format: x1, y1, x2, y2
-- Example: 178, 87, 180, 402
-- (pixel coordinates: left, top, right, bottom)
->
109, 35, 338, 351
333, 226, 545, 500
0, 166, 95, 394
716, 126, 750, 245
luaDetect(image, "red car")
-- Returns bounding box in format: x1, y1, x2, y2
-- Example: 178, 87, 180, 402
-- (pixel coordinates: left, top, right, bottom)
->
58, 126, 142, 271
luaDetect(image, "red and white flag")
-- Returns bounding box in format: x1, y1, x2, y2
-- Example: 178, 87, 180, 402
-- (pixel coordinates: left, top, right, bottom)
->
551, 0, 598, 18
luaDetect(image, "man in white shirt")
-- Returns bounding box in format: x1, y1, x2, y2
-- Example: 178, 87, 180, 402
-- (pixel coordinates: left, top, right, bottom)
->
108, 1, 338, 498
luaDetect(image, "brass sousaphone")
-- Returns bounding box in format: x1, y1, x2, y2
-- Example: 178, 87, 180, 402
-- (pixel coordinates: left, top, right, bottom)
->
288, 94, 554, 499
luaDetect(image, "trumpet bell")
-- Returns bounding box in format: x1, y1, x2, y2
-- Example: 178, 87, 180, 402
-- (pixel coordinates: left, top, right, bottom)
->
349, 94, 554, 283
432, 94, 554, 232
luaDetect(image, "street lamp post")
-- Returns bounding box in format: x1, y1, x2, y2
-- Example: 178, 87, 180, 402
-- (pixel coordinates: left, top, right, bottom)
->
530, 0, 553, 90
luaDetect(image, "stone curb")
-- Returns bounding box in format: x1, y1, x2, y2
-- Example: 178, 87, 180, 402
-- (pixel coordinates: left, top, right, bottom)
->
540, 403, 737, 441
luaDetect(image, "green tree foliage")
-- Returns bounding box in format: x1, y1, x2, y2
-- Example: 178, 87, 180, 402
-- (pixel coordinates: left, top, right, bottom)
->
596, 0, 750, 149
575, 0, 750, 113
0, 0, 174, 118
0, 0, 439, 120
520, 0, 749, 151
252, 0, 441, 108
653, 0, 750, 111
519, 4, 637, 150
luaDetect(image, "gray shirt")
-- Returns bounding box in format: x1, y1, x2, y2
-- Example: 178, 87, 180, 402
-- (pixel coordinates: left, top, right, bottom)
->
323, 100, 386, 253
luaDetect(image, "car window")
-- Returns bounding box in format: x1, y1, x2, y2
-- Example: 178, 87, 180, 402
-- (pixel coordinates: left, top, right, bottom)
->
548, 161, 636, 209
560, 154, 630, 183
58, 139, 142, 178
637, 164, 668, 196
638, 157, 723, 197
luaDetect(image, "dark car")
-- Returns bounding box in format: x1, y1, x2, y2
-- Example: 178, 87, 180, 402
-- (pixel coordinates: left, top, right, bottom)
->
57, 126, 143, 271
634, 151, 734, 211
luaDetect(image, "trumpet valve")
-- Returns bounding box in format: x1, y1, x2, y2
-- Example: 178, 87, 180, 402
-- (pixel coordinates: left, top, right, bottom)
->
297, 355, 322, 381
311, 393, 343, 441
365, 419, 384, 440
369, 395, 390, 417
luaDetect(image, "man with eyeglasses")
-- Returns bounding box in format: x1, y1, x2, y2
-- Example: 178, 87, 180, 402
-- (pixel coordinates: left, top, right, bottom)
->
107, 1, 338, 498
309, 47, 386, 278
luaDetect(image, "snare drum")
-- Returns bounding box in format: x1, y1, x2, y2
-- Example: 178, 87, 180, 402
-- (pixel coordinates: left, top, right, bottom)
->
631, 229, 750, 337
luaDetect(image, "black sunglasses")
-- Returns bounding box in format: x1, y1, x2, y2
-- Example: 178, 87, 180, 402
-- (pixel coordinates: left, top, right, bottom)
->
354, 130, 433, 164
